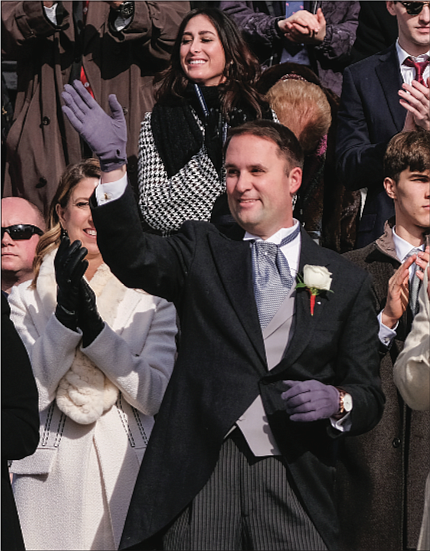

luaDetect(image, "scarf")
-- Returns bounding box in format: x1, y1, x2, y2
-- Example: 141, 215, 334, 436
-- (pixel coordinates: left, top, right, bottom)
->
151, 83, 270, 178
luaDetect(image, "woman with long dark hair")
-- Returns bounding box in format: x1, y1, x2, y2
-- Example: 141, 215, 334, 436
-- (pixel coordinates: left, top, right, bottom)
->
62, 7, 272, 235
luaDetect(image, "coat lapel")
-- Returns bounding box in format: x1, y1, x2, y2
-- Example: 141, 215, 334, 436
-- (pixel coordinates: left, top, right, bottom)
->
208, 234, 266, 366
375, 45, 406, 133
270, 230, 330, 375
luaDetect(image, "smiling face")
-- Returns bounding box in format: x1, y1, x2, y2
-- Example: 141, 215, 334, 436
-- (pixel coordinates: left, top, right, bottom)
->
225, 134, 302, 240
179, 14, 226, 87
56, 177, 101, 262
387, 1, 430, 55
384, 167, 430, 243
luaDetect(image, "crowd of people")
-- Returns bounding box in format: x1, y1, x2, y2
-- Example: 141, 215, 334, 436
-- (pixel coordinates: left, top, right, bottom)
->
1, 2, 429, 551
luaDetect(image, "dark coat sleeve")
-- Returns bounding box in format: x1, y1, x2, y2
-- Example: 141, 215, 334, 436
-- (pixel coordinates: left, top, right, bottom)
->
106, 1, 190, 66
1, 293, 39, 461
91, 184, 197, 304
335, 64, 390, 192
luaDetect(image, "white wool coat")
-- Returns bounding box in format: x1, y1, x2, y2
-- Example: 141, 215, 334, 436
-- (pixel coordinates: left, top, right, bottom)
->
9, 251, 177, 551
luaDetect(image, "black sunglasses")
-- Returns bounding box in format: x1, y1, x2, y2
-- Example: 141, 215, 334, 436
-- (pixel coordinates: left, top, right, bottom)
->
2, 224, 44, 241
399, 2, 430, 15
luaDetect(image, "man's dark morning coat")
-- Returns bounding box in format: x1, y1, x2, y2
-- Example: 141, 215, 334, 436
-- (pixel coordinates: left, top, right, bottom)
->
90, 185, 385, 551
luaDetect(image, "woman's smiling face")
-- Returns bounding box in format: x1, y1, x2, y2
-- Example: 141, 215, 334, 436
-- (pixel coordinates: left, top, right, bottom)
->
56, 177, 101, 261
180, 14, 226, 87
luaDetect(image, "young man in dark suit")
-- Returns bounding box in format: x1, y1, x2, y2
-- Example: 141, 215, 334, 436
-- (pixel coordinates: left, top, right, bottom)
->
62, 81, 384, 550
339, 130, 430, 551
336, 0, 430, 248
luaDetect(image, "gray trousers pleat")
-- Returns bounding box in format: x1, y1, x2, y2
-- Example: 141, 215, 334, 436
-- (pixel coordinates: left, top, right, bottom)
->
163, 430, 327, 550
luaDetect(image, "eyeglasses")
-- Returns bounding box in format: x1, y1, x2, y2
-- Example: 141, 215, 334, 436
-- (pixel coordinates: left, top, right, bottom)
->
1, 224, 43, 241
399, 2, 430, 15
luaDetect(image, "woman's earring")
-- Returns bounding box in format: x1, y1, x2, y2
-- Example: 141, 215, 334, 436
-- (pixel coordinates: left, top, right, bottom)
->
61, 227, 68, 239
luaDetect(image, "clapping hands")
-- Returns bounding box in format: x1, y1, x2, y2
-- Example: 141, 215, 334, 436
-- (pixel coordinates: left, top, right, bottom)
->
278, 8, 326, 45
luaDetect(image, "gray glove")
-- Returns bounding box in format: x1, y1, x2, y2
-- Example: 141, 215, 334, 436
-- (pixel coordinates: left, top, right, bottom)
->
61, 80, 127, 172
281, 379, 340, 422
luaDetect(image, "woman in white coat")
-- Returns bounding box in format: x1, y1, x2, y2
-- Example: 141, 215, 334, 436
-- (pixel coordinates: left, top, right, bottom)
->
8, 158, 177, 551
394, 263, 430, 551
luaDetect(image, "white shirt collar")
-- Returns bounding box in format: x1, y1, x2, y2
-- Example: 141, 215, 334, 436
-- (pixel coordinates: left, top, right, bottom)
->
243, 220, 300, 244
392, 226, 425, 263
396, 39, 430, 65
244, 220, 302, 279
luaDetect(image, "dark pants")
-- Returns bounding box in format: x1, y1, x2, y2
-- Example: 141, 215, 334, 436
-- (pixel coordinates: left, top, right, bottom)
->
163, 430, 327, 551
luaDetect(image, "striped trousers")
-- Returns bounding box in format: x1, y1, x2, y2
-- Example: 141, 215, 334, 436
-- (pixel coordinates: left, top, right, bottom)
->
163, 429, 327, 550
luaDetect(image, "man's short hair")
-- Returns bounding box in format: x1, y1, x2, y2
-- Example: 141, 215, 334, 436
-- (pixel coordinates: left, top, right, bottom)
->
384, 130, 430, 183
225, 119, 304, 171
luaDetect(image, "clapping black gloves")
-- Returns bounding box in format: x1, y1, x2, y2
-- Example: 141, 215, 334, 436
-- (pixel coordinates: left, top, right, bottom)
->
54, 235, 88, 330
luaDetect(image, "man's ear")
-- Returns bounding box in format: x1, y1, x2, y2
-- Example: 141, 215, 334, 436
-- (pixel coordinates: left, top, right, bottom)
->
386, 1, 396, 17
289, 166, 302, 196
384, 177, 397, 200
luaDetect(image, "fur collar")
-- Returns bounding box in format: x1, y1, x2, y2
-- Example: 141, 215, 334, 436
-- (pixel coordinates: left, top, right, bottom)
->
38, 249, 126, 424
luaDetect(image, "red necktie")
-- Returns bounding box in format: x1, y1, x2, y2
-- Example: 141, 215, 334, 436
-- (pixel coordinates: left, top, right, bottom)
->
403, 57, 430, 86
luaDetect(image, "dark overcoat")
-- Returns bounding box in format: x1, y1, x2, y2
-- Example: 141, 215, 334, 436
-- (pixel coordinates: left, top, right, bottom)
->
340, 223, 430, 550
2, 1, 189, 215
91, 185, 384, 551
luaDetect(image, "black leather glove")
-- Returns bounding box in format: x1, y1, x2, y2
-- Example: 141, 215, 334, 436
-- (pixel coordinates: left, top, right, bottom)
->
54, 235, 88, 330
77, 278, 105, 348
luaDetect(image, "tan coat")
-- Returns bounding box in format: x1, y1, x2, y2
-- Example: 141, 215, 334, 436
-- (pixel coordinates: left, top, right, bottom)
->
2, 1, 190, 216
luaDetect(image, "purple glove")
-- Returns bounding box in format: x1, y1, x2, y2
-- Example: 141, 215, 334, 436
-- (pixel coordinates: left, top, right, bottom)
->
61, 80, 127, 172
281, 380, 340, 422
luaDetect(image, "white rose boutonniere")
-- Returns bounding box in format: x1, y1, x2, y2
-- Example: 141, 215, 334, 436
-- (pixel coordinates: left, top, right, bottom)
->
296, 265, 333, 315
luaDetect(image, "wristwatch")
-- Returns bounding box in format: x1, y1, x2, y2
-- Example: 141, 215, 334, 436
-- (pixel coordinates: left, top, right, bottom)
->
116, 1, 134, 19
337, 389, 353, 415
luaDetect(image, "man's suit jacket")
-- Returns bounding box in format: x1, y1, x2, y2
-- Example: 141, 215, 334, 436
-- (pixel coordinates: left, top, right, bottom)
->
91, 185, 384, 551
336, 43, 405, 247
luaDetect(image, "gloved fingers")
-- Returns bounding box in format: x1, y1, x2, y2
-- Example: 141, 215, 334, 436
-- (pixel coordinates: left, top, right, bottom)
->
58, 241, 86, 281
79, 277, 96, 303
108, 94, 125, 123
282, 389, 326, 409
72, 257, 88, 283
62, 85, 89, 120
282, 380, 312, 400
55, 233, 71, 264
285, 395, 330, 414
66, 245, 88, 283
71, 79, 100, 110
289, 411, 320, 423
61, 104, 84, 131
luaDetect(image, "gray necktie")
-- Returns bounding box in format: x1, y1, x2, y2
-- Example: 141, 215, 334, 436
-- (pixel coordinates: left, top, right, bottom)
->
252, 224, 300, 328
407, 247, 423, 317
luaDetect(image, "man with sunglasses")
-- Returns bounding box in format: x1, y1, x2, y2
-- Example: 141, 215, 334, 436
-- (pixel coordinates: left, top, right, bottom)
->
1, 197, 45, 295
336, 1, 430, 249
